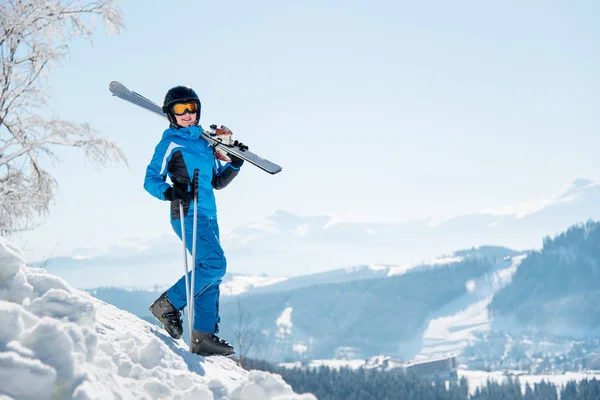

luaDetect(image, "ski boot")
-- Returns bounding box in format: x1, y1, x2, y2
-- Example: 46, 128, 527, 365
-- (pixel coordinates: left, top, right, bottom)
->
149, 292, 183, 339
191, 330, 235, 356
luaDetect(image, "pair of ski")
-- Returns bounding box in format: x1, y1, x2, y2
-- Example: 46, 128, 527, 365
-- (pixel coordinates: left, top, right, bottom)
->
109, 81, 282, 175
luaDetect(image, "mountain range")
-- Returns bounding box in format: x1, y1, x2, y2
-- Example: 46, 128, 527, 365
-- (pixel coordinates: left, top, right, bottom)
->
32, 178, 600, 284
27, 178, 600, 366
86, 220, 600, 367
88, 246, 523, 361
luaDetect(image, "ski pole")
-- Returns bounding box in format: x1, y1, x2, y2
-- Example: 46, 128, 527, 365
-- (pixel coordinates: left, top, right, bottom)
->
189, 170, 199, 344
179, 199, 193, 350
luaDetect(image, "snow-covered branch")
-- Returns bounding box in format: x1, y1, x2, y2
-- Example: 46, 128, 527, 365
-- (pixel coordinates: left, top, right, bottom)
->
0, 0, 126, 233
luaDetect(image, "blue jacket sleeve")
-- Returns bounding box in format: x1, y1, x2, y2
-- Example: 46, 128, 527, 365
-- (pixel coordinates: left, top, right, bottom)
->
144, 136, 177, 200
212, 158, 242, 190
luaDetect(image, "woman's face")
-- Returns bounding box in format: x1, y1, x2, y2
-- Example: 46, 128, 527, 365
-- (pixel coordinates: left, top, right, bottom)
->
174, 111, 197, 127
172, 102, 198, 127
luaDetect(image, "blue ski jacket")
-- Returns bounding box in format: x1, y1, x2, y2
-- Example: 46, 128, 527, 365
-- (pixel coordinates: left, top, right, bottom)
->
144, 124, 241, 220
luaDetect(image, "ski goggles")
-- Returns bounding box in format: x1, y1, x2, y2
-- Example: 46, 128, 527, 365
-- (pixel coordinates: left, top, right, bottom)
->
172, 102, 198, 115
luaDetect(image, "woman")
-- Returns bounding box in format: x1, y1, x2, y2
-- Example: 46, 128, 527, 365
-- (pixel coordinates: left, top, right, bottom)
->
144, 85, 243, 356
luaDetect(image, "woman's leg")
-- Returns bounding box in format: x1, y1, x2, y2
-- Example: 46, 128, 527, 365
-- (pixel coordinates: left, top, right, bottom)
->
166, 216, 226, 331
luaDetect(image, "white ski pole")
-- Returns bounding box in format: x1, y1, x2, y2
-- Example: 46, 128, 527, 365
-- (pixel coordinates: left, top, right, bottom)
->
189, 170, 199, 344
179, 199, 193, 350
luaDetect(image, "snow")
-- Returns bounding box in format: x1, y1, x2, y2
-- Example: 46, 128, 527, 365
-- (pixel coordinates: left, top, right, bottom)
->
276, 307, 294, 338
292, 359, 367, 371
295, 224, 309, 236
459, 369, 600, 395
367, 264, 388, 272
321, 212, 351, 230
386, 264, 414, 277
239, 234, 264, 246
465, 280, 476, 292
280, 356, 401, 371
293, 344, 308, 355
71, 255, 92, 261
387, 256, 464, 277
220, 275, 288, 297
0, 237, 315, 400
480, 178, 600, 219
418, 255, 525, 358
430, 256, 464, 266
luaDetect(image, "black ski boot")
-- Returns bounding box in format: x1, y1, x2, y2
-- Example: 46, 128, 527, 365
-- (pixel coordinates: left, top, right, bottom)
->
149, 292, 183, 339
191, 330, 235, 356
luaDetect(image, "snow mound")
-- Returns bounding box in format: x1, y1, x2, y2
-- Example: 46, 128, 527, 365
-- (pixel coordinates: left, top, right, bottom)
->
0, 237, 316, 400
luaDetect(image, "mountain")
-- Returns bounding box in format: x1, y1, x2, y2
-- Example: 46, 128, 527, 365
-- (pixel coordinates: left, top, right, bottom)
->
86, 246, 519, 362
32, 179, 600, 286
217, 248, 521, 363
82, 220, 600, 370
489, 219, 600, 337
0, 237, 315, 400
86, 273, 292, 318
84, 257, 453, 322
219, 220, 600, 365
222, 179, 600, 276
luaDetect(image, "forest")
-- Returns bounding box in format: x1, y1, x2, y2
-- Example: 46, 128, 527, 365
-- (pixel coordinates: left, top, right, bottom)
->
489, 220, 600, 334
244, 358, 600, 400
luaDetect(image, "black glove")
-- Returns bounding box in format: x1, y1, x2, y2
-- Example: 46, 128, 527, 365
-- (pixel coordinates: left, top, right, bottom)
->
164, 183, 192, 201
229, 153, 244, 168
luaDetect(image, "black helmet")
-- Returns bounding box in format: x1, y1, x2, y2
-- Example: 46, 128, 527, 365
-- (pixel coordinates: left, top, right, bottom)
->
162, 85, 201, 126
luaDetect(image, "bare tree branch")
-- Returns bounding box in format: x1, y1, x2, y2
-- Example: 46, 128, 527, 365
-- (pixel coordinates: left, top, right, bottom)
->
229, 297, 259, 368
0, 0, 125, 233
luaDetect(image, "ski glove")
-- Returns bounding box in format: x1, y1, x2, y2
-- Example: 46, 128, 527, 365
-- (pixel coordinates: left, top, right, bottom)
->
164, 183, 192, 202
230, 153, 244, 168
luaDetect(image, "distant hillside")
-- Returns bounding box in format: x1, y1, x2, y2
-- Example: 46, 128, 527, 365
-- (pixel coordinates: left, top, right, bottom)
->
88, 287, 164, 317
31, 179, 600, 283
86, 246, 519, 363
220, 256, 500, 361
489, 219, 600, 336
236, 245, 520, 296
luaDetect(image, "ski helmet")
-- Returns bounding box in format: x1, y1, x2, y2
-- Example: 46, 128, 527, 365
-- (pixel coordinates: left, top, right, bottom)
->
162, 85, 201, 126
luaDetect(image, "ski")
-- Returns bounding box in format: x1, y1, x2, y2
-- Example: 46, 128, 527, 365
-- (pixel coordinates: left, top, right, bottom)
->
109, 81, 282, 175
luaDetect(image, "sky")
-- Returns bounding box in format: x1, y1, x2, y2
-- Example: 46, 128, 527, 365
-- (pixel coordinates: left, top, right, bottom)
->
9, 0, 600, 262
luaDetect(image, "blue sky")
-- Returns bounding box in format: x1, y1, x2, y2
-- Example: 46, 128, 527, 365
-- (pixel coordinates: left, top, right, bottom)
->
12, 0, 600, 262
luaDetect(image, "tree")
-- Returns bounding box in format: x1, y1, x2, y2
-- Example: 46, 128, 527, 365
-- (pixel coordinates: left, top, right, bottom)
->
0, 0, 126, 232
229, 297, 258, 368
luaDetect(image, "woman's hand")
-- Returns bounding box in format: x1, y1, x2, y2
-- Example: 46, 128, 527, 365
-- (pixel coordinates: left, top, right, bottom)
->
164, 183, 192, 201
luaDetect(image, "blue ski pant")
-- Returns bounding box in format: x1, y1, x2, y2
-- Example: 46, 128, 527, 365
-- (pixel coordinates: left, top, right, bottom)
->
166, 215, 225, 333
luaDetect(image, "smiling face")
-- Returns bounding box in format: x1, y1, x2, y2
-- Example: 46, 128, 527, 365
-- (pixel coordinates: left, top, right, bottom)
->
171, 101, 199, 127
174, 111, 197, 127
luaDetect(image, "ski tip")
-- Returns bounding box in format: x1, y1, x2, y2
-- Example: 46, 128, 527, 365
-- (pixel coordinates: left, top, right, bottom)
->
109, 81, 125, 94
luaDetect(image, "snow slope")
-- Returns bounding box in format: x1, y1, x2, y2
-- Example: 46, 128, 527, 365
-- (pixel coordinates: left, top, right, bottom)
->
0, 237, 316, 400
417, 255, 526, 358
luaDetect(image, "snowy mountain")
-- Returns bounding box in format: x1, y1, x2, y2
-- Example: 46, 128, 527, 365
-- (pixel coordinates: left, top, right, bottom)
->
86, 273, 289, 318
0, 237, 315, 400
222, 179, 600, 276
216, 249, 523, 363
217, 223, 600, 366
80, 247, 521, 364
34, 179, 600, 285
72, 220, 600, 371
489, 219, 600, 337
86, 246, 514, 317
84, 262, 424, 324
